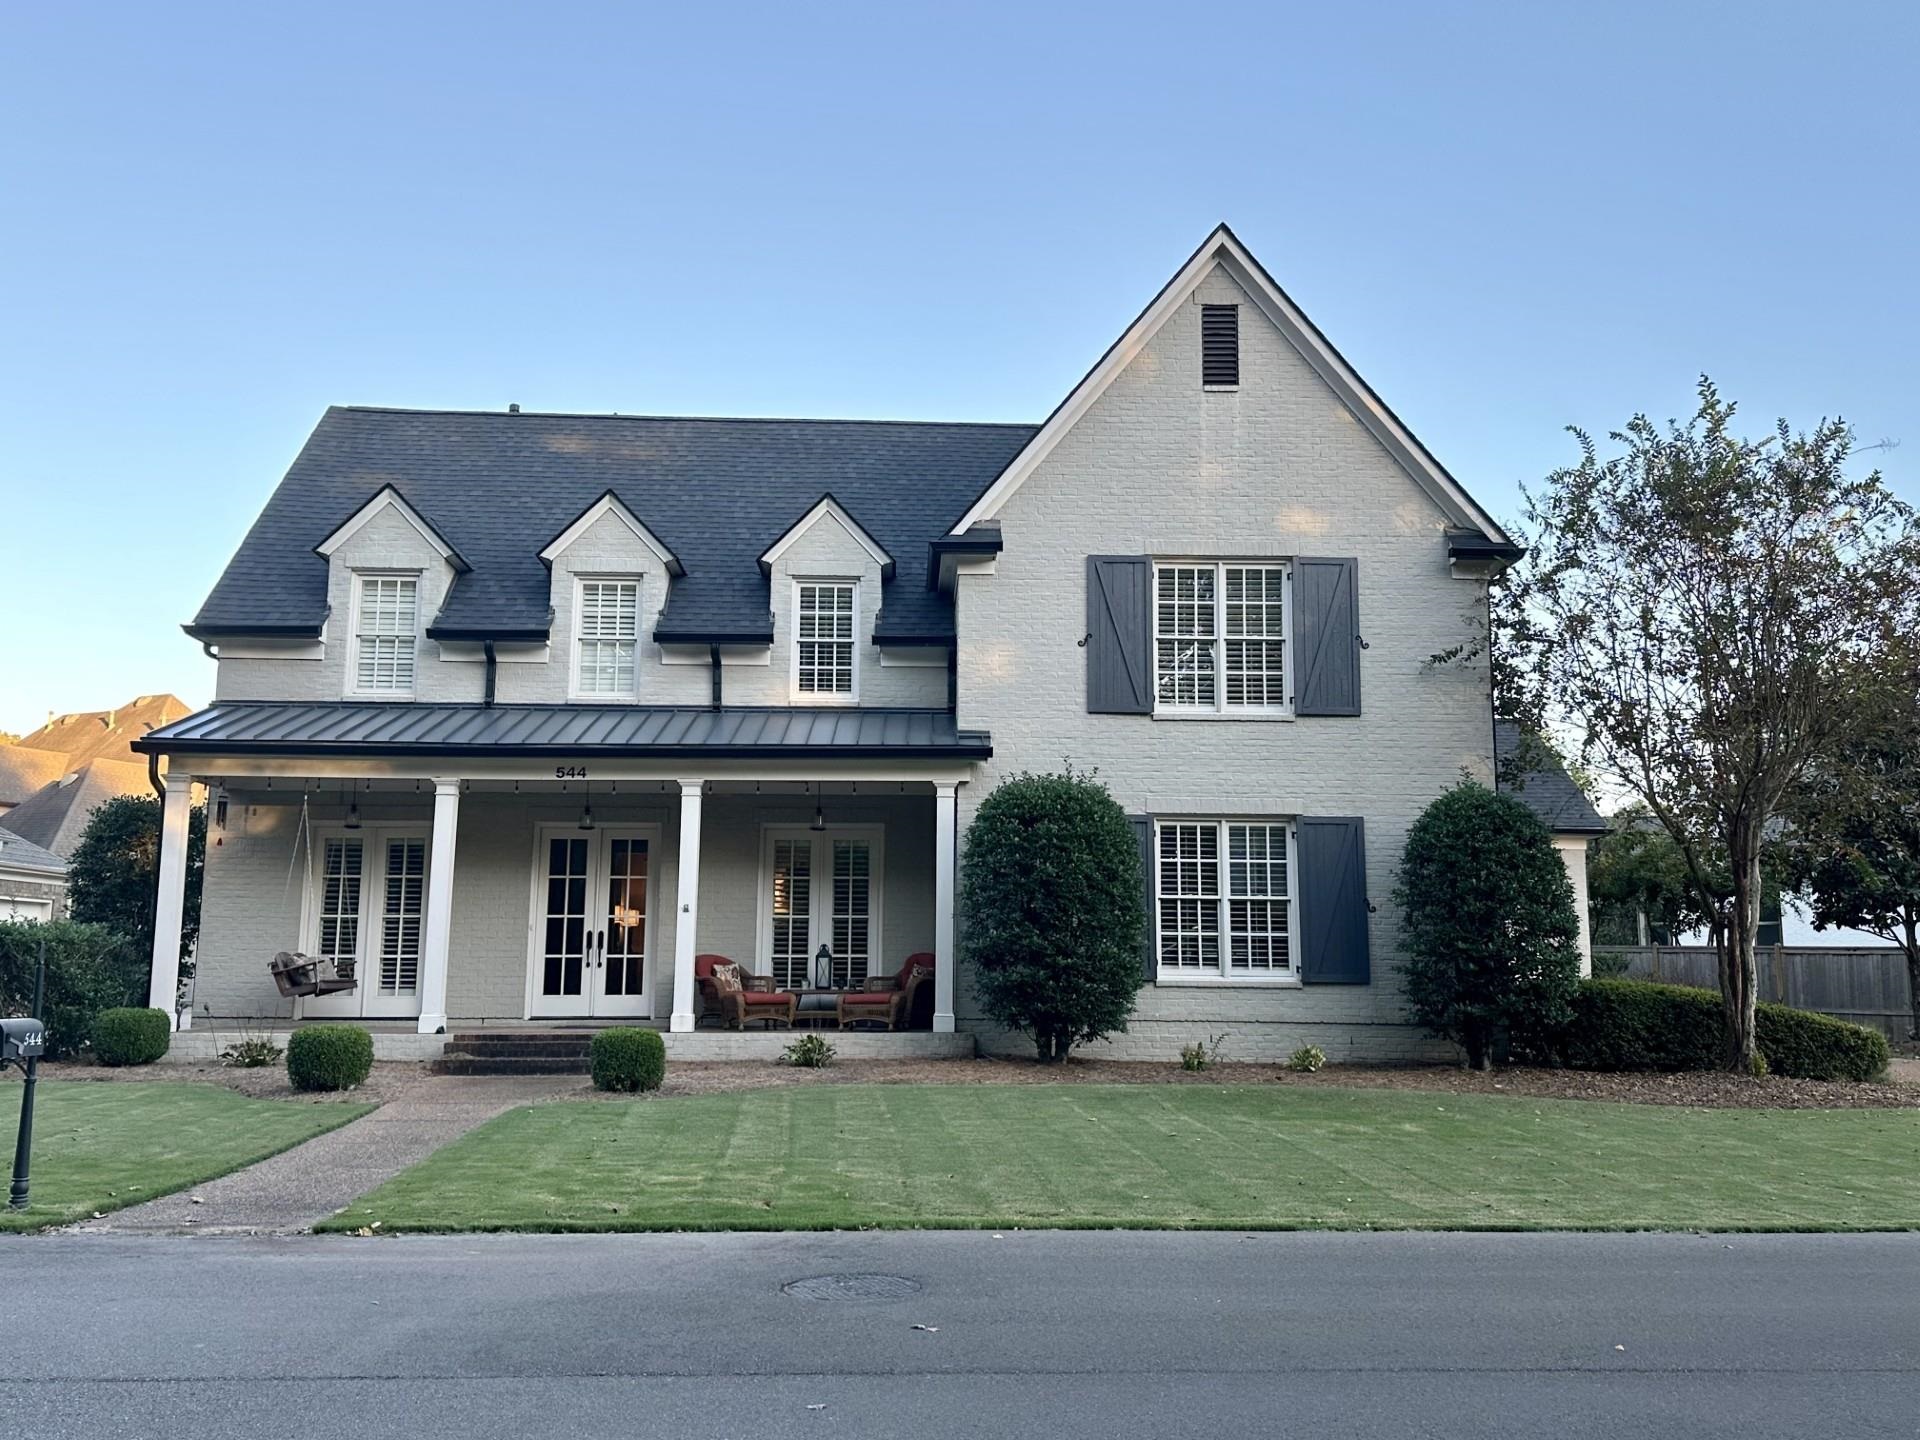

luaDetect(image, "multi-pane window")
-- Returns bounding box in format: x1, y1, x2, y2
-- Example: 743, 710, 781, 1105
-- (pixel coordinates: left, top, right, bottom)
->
316, 839, 363, 965
575, 579, 640, 698
354, 575, 418, 694
1155, 820, 1294, 979
1154, 562, 1289, 713
795, 582, 857, 697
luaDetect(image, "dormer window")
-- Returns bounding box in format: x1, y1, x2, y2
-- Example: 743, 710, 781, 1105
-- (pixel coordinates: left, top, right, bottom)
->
573, 578, 641, 699
351, 574, 419, 696
793, 580, 857, 700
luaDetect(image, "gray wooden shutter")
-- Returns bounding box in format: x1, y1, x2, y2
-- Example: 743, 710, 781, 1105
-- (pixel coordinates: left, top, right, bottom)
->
1129, 814, 1155, 981
1297, 816, 1369, 984
1086, 556, 1153, 714
1294, 557, 1361, 716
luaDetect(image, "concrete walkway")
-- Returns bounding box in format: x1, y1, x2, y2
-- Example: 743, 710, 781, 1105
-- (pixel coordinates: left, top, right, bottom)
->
75, 1075, 582, 1235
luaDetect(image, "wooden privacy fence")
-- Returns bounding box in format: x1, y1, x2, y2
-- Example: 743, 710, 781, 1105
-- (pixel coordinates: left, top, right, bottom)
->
1595, 946, 1915, 1040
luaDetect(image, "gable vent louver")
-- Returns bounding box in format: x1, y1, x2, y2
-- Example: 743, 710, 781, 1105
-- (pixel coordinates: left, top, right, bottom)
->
1201, 304, 1239, 387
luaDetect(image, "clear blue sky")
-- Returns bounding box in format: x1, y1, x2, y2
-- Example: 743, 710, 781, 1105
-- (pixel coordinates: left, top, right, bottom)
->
3, 1, 1914, 735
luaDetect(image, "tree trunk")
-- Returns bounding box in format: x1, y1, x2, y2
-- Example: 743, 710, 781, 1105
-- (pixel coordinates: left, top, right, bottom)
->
1720, 834, 1763, 1073
1905, 916, 1920, 1043
1463, 1024, 1491, 1072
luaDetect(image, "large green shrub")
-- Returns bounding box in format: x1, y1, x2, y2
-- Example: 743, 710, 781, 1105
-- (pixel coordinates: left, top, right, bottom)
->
1557, 978, 1889, 1081
66, 794, 207, 969
1394, 781, 1582, 1069
91, 1007, 171, 1066
590, 1027, 667, 1092
960, 770, 1145, 1062
286, 1025, 374, 1091
0, 919, 146, 1059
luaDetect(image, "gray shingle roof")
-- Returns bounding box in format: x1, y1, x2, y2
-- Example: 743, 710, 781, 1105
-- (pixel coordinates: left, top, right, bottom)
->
0, 824, 67, 877
138, 702, 990, 760
1494, 720, 1608, 835
191, 408, 1039, 644
0, 758, 153, 859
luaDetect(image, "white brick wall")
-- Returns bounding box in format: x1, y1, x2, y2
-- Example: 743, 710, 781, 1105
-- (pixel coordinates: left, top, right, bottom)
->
953, 263, 1487, 1063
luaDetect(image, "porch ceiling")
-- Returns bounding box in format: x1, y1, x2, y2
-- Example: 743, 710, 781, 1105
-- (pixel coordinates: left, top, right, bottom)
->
136, 702, 991, 761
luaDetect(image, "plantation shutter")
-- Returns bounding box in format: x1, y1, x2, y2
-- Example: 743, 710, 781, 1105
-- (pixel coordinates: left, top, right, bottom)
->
1086, 556, 1153, 714
1293, 558, 1361, 716
1297, 816, 1369, 984
1129, 814, 1155, 980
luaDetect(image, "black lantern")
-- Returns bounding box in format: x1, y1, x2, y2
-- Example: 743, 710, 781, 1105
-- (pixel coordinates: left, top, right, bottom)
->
814, 943, 834, 989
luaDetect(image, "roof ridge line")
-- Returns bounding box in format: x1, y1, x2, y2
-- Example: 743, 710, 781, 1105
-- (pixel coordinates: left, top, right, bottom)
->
333, 405, 1040, 430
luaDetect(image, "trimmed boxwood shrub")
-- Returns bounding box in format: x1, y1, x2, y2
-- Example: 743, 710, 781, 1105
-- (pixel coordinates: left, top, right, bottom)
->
287, 1025, 374, 1091
91, 1007, 171, 1066
1556, 978, 1888, 1081
590, 1027, 666, 1092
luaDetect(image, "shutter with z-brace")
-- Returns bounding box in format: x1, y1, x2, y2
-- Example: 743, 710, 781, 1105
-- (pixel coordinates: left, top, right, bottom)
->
1086, 556, 1153, 714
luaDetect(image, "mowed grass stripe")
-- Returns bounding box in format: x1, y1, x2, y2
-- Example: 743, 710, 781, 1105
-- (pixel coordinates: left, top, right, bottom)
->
318, 1084, 1920, 1234
0, 1081, 370, 1232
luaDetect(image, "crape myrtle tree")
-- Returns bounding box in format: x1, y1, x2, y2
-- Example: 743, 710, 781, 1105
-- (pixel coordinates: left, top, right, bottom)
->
1497, 379, 1920, 1071
1395, 780, 1582, 1070
1784, 710, 1920, 1038
68, 793, 207, 968
959, 768, 1145, 1063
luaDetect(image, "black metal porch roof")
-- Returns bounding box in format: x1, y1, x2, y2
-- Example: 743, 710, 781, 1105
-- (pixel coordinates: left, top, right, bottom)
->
135, 703, 991, 760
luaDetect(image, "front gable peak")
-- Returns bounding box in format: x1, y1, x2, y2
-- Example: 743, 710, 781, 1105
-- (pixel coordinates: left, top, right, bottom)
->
539, 490, 685, 575
314, 484, 470, 571
949, 223, 1512, 545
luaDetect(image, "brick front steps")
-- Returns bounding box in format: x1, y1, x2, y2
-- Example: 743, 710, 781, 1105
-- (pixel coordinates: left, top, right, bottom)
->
434, 1032, 595, 1076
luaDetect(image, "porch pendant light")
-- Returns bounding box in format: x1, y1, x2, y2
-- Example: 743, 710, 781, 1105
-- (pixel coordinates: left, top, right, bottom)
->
343, 780, 361, 831
811, 782, 827, 833
578, 782, 596, 832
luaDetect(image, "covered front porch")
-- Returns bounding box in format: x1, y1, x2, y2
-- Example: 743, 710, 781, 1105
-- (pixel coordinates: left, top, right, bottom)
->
137, 703, 985, 1048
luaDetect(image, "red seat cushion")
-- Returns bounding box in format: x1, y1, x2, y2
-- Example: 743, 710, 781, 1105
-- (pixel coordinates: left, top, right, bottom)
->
741, 990, 795, 1007
840, 993, 894, 1008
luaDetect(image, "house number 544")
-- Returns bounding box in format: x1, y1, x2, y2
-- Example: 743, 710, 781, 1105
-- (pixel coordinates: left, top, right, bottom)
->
554, 765, 588, 779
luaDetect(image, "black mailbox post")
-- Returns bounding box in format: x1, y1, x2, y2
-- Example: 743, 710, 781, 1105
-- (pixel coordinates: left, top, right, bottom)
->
5, 941, 47, 1211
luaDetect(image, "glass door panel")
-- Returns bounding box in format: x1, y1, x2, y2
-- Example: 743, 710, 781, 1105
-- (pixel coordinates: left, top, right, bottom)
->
532, 835, 592, 1016
769, 838, 813, 991
592, 832, 650, 1017
363, 835, 427, 1018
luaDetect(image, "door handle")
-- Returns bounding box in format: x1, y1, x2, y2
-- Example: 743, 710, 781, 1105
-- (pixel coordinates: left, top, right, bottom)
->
596, 929, 605, 968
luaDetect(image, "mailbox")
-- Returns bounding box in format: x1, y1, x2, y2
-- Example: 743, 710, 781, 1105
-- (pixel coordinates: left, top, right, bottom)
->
1, 1018, 45, 1064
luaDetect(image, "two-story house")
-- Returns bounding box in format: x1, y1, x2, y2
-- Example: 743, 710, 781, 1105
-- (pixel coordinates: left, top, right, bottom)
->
137, 225, 1602, 1061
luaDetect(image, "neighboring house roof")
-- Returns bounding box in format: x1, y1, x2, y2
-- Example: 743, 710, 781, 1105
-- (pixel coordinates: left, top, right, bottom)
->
0, 824, 68, 878
0, 757, 153, 859
0, 745, 73, 809
1494, 720, 1608, 836
138, 701, 991, 761
949, 223, 1513, 545
11, 695, 191, 771
188, 410, 1038, 646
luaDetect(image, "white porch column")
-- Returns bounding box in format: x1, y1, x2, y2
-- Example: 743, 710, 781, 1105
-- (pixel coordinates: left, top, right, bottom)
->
1555, 835, 1595, 977
933, 781, 958, 1034
146, 771, 194, 1026
416, 778, 460, 1034
669, 778, 704, 1033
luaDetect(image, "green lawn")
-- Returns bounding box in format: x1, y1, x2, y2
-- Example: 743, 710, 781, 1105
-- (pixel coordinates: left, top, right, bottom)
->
319, 1083, 1920, 1234
0, 1080, 370, 1232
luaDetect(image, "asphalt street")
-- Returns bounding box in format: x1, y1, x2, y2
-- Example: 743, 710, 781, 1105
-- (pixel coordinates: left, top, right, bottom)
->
2, 1229, 1915, 1438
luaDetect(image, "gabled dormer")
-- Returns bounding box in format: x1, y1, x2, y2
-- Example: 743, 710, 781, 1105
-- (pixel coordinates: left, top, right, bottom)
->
538, 491, 683, 702
315, 485, 468, 700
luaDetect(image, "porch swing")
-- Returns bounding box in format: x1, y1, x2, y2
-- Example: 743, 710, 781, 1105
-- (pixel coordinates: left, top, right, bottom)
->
267, 791, 360, 1000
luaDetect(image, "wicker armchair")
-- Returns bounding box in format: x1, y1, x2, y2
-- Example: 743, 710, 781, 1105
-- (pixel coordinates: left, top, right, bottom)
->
837, 953, 934, 1031
697, 954, 797, 1030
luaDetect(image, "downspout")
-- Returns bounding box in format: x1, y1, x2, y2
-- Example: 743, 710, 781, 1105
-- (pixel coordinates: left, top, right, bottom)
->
709, 644, 723, 710
483, 640, 498, 707
946, 641, 958, 714
147, 751, 166, 801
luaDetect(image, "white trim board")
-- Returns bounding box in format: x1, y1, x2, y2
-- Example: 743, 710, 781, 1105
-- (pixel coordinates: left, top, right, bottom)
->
950, 224, 1511, 544
760, 497, 895, 579
540, 491, 683, 575
316, 486, 469, 569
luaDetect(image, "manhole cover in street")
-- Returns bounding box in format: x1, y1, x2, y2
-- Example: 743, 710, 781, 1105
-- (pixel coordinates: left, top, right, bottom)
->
782, 1273, 923, 1301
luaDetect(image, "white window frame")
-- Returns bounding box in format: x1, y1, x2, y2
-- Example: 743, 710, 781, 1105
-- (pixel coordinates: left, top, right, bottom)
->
1152, 560, 1292, 718
347, 570, 423, 699
1152, 817, 1299, 986
569, 574, 644, 702
754, 823, 886, 991
790, 578, 861, 703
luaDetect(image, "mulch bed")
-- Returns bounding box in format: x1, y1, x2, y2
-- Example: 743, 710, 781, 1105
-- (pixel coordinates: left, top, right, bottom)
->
34, 1054, 1918, 1110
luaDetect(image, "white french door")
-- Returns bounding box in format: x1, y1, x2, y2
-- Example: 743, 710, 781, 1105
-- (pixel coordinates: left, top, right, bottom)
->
758, 827, 882, 990
527, 825, 656, 1018
303, 828, 430, 1019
